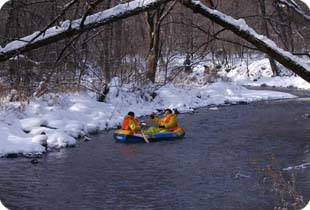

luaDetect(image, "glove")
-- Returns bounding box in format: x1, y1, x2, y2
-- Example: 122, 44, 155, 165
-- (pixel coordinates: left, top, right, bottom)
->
150, 114, 155, 119
159, 125, 165, 129
141, 122, 147, 129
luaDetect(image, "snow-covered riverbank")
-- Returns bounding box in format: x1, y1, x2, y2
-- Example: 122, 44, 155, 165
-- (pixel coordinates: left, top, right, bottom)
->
0, 80, 296, 157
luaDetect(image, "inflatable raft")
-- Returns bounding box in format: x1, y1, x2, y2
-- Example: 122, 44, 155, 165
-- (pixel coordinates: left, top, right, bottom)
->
113, 128, 185, 143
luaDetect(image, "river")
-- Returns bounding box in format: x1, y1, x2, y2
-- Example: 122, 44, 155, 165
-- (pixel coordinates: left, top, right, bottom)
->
0, 88, 309, 210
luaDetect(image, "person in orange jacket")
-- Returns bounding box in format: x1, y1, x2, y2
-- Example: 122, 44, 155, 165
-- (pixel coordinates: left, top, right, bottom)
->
121, 111, 141, 134
146, 109, 178, 133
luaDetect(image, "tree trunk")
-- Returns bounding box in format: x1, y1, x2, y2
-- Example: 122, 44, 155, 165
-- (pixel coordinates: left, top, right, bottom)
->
259, 0, 279, 76
145, 8, 161, 83
103, 25, 112, 83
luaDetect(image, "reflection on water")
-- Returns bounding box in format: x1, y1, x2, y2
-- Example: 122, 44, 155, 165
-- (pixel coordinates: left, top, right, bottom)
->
0, 99, 309, 210
119, 145, 138, 159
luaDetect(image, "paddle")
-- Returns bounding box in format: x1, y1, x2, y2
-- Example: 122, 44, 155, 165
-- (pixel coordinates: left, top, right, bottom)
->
139, 122, 150, 143
141, 130, 150, 144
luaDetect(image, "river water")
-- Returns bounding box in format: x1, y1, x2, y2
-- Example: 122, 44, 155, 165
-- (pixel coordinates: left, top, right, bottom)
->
0, 89, 309, 210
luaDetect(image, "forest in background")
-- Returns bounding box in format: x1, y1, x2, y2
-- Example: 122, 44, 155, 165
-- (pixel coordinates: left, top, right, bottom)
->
0, 0, 309, 103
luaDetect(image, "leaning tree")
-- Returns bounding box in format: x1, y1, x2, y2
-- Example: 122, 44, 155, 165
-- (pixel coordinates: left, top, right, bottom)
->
0, 0, 309, 83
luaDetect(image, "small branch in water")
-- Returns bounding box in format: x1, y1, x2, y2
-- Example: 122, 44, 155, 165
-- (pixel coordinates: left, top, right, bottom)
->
234, 171, 250, 179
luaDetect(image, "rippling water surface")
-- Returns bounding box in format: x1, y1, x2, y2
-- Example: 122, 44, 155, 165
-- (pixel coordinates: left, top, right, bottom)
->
0, 95, 309, 210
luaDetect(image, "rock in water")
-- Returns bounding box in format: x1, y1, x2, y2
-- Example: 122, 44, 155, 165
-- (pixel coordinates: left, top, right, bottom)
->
302, 113, 310, 119
30, 159, 39, 164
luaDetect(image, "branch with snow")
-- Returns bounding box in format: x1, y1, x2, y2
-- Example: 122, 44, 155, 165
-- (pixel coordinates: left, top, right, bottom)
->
1, 0, 309, 84
0, 0, 170, 62
277, 0, 310, 21
181, 0, 310, 82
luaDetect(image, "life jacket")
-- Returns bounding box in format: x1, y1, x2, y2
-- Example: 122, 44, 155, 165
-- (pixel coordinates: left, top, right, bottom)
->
160, 114, 178, 131
122, 115, 139, 134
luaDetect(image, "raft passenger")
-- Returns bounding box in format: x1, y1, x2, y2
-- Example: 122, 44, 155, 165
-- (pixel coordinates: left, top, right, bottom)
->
146, 109, 178, 133
121, 111, 141, 134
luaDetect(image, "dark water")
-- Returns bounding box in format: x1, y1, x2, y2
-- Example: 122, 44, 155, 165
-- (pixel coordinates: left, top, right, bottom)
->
0, 96, 310, 209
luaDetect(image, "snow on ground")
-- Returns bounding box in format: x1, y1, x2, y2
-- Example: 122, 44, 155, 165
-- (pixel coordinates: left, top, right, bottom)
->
0, 77, 296, 157
0, 54, 308, 157
221, 57, 310, 89
183, 56, 310, 89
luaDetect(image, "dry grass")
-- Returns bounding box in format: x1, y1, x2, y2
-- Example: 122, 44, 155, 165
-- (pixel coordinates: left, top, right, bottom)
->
265, 165, 304, 210
252, 156, 305, 210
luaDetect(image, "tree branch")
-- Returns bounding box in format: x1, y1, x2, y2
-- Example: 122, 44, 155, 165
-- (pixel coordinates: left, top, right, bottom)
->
80, 0, 104, 28
276, 0, 310, 21
159, 0, 177, 23
29, 0, 79, 44
181, 0, 310, 82
0, 0, 171, 62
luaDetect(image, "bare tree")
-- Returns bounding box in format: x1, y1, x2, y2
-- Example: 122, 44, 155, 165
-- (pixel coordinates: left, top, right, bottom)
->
258, 0, 279, 76
145, 1, 176, 83
0, 0, 309, 89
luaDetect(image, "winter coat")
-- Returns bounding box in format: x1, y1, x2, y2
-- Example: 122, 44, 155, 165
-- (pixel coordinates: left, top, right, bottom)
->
122, 115, 141, 134
153, 113, 178, 131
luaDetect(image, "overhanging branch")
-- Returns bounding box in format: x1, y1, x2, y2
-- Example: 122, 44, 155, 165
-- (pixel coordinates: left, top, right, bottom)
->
181, 0, 310, 82
0, 0, 170, 62
277, 0, 310, 21
1, 0, 309, 83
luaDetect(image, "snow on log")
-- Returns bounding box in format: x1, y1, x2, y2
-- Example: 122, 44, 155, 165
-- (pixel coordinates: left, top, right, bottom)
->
0, 0, 169, 62
278, 0, 310, 21
1, 0, 309, 83
182, 0, 310, 82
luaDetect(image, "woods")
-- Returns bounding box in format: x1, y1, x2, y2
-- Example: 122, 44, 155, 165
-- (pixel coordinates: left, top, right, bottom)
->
0, 2, 310, 209
0, 0, 309, 100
